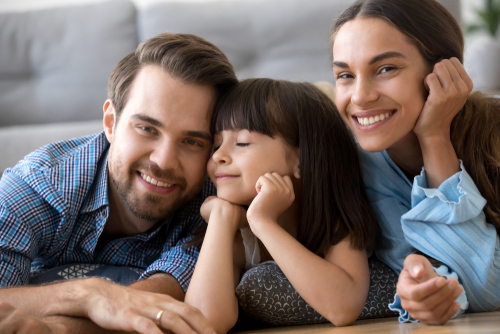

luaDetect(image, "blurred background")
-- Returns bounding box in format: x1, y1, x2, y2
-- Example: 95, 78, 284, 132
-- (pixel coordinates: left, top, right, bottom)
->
0, 0, 499, 173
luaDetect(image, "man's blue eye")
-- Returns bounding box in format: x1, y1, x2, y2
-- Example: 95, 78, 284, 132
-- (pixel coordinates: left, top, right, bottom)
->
186, 139, 200, 146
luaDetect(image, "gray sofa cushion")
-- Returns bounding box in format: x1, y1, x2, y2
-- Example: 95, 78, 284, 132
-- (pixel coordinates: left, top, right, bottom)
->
139, 0, 461, 83
0, 0, 137, 126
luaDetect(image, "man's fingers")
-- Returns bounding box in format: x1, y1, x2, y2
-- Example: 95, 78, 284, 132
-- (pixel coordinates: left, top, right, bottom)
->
398, 276, 446, 302
163, 303, 215, 334
129, 314, 164, 334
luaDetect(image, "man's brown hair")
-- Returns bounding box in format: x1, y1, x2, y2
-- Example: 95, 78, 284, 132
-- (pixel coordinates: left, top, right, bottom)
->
107, 32, 238, 120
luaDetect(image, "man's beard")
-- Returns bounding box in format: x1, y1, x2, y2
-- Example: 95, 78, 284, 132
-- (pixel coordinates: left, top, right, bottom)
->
108, 158, 203, 223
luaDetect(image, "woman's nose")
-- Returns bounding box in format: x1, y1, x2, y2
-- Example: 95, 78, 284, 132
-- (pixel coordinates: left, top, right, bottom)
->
351, 77, 379, 107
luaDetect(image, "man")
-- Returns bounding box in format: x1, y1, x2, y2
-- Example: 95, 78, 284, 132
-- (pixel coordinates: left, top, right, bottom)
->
0, 32, 237, 333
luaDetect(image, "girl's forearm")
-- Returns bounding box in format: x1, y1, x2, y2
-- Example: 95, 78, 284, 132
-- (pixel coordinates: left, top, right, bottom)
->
418, 134, 460, 189
253, 222, 368, 326
185, 213, 239, 334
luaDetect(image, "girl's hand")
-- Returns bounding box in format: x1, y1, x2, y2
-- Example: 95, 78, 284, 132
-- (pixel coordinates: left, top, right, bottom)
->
414, 58, 473, 139
397, 254, 462, 325
200, 196, 247, 232
247, 173, 295, 233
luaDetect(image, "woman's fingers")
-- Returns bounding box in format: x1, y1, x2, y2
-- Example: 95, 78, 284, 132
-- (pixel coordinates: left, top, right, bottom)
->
433, 60, 454, 91
450, 57, 473, 92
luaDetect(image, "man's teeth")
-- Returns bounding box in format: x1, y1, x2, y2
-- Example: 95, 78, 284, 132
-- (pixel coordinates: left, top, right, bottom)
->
140, 173, 172, 187
357, 113, 391, 126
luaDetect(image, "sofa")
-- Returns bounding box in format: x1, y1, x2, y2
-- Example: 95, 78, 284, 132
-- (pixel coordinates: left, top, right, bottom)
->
0, 0, 461, 172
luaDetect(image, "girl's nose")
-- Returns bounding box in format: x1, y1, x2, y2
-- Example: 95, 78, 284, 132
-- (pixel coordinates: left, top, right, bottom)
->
212, 146, 231, 165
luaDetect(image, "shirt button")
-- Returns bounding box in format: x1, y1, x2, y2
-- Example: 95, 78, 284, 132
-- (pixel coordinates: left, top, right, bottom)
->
101, 210, 107, 218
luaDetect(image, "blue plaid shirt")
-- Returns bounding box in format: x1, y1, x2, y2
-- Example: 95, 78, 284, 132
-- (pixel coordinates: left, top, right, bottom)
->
0, 132, 214, 291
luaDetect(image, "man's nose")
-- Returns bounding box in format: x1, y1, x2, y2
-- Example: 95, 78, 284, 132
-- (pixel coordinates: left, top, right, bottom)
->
149, 139, 179, 171
351, 77, 379, 107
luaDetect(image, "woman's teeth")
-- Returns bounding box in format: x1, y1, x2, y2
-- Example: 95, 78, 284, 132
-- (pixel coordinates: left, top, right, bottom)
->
357, 112, 391, 126
140, 173, 172, 187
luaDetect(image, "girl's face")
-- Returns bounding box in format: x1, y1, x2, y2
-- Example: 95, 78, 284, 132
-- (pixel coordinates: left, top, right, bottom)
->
208, 129, 298, 205
333, 18, 431, 152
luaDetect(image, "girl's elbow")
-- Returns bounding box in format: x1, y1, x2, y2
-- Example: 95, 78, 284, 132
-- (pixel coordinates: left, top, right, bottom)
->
205, 313, 237, 334
325, 310, 360, 327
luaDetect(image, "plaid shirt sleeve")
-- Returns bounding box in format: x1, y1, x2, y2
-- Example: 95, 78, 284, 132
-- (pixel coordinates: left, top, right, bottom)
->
0, 171, 42, 286
139, 231, 202, 292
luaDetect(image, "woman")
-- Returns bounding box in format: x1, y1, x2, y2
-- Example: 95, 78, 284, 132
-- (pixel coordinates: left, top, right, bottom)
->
331, 0, 500, 325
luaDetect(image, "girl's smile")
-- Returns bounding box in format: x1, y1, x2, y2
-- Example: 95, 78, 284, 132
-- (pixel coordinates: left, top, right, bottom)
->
208, 129, 298, 206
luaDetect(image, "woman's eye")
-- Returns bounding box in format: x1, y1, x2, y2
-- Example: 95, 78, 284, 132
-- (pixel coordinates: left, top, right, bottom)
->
139, 126, 157, 135
380, 66, 396, 74
236, 143, 249, 147
337, 73, 354, 80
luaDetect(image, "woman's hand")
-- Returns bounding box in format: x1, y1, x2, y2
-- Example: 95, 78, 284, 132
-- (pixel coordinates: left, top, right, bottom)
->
200, 196, 247, 232
247, 173, 295, 235
397, 254, 462, 325
413, 57, 473, 139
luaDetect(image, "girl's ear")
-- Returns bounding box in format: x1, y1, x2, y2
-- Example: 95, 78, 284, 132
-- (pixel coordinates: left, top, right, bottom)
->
291, 147, 300, 179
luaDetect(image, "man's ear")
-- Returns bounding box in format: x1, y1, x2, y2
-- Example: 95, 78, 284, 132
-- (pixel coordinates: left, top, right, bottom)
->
103, 99, 116, 143
291, 147, 300, 179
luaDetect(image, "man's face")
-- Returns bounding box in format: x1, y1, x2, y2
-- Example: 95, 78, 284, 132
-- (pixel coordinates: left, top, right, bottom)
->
104, 65, 215, 224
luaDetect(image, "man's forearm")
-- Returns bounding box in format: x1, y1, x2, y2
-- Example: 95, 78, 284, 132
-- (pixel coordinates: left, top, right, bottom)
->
0, 278, 91, 318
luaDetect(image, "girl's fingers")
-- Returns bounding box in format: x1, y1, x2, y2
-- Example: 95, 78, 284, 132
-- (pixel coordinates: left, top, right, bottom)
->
450, 57, 474, 91
264, 173, 281, 188
282, 175, 294, 192
410, 301, 460, 325
271, 172, 288, 190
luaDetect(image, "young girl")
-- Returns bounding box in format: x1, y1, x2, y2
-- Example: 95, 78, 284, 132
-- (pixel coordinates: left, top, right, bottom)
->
185, 78, 379, 332
331, 0, 500, 325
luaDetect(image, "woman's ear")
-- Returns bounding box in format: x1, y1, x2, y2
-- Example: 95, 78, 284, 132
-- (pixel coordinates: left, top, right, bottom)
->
103, 99, 116, 143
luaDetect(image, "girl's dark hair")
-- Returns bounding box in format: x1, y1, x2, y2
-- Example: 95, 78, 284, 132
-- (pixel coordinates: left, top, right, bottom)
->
212, 78, 379, 256
331, 0, 500, 233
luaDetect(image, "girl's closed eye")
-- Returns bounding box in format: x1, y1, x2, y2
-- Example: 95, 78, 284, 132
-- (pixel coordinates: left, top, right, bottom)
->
236, 143, 249, 147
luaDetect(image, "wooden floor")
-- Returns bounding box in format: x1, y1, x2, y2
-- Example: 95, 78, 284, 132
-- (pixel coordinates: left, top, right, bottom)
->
233, 311, 500, 334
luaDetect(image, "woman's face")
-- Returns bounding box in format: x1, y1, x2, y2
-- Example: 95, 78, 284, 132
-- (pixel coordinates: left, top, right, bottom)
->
207, 129, 298, 206
333, 18, 431, 152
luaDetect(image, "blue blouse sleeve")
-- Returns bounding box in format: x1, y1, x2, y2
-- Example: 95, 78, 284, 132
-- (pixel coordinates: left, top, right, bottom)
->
401, 161, 500, 312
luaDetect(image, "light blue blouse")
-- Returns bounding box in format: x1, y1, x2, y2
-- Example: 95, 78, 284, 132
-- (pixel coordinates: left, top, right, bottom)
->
359, 147, 500, 312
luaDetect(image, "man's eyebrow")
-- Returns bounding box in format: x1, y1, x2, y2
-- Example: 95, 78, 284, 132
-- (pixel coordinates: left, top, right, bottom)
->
332, 61, 349, 69
130, 114, 163, 128
183, 131, 212, 141
369, 51, 406, 65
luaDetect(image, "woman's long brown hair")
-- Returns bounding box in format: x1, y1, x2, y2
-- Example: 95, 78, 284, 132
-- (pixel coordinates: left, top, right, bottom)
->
211, 79, 379, 256
331, 0, 500, 233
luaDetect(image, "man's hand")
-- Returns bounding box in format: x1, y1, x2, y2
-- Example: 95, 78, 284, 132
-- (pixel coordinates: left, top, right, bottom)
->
0, 302, 64, 334
397, 254, 462, 325
82, 278, 215, 334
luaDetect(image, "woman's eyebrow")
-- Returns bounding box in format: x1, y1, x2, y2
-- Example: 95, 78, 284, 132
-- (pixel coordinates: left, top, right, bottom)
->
369, 51, 406, 65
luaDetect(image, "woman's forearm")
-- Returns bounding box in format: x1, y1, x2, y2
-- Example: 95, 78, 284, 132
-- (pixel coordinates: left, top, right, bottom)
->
418, 134, 460, 189
185, 212, 239, 334
253, 222, 369, 326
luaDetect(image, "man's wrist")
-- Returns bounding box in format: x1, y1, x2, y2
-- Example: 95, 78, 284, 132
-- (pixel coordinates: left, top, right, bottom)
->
47, 278, 102, 318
